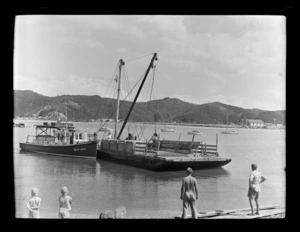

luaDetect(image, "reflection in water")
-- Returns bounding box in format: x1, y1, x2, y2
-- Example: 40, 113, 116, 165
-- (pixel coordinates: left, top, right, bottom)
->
97, 159, 231, 182
19, 151, 98, 177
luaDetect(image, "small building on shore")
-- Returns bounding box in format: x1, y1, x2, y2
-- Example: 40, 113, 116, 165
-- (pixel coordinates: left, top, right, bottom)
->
246, 119, 265, 128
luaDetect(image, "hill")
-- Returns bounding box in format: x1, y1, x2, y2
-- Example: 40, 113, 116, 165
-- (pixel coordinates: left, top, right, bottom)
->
13, 90, 285, 125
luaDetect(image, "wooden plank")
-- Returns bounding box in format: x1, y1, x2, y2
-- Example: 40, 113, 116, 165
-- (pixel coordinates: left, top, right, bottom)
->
174, 205, 280, 219
209, 208, 285, 219
161, 144, 198, 149
162, 140, 201, 145
194, 152, 218, 155
201, 205, 281, 219
198, 144, 217, 148
175, 211, 216, 219
196, 147, 217, 151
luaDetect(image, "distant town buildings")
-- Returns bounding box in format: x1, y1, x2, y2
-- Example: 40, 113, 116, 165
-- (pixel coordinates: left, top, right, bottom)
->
246, 119, 265, 128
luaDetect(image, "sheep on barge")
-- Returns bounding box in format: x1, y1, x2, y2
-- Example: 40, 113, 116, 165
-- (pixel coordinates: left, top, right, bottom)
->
96, 53, 231, 171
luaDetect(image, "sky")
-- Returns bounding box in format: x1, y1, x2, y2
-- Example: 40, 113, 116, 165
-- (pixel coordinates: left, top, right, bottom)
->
14, 15, 286, 111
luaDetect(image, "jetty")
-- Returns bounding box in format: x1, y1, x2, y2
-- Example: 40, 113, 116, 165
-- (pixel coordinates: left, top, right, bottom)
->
174, 205, 285, 219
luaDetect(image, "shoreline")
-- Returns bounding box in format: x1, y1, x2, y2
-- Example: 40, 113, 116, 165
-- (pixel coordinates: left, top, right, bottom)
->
13, 119, 285, 130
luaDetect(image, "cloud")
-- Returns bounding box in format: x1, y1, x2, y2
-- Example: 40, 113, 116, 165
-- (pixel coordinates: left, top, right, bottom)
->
138, 15, 285, 79
61, 33, 103, 48
86, 38, 103, 48
116, 47, 129, 53
61, 15, 121, 31
61, 15, 146, 40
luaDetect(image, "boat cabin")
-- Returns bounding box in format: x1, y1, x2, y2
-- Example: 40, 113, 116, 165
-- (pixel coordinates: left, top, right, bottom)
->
31, 125, 61, 146
27, 124, 96, 146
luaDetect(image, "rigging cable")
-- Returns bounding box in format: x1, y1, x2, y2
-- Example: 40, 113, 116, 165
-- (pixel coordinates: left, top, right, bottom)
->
87, 62, 119, 133
124, 53, 154, 63
97, 68, 147, 137
137, 59, 157, 140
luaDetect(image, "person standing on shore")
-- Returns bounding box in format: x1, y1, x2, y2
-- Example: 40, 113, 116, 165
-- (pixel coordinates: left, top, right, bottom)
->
180, 167, 199, 219
58, 186, 72, 219
248, 163, 267, 215
27, 187, 41, 218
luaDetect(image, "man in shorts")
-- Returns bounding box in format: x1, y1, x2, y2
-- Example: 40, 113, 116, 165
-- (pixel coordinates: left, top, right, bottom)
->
180, 167, 199, 219
248, 163, 267, 215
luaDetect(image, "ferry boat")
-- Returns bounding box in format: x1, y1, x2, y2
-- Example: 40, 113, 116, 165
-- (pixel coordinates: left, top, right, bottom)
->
19, 122, 98, 159
96, 53, 232, 171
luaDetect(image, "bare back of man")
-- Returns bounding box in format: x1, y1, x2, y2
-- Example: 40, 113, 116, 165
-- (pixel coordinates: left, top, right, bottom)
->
181, 168, 198, 219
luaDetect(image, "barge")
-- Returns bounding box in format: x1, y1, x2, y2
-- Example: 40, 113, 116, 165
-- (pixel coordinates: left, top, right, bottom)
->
97, 135, 231, 171
96, 53, 231, 171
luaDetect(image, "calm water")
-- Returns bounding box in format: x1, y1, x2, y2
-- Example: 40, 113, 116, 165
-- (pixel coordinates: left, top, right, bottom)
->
13, 120, 286, 218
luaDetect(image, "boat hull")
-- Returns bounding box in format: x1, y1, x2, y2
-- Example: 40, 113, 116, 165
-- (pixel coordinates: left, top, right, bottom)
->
221, 131, 239, 134
20, 142, 97, 159
97, 150, 231, 171
161, 129, 175, 132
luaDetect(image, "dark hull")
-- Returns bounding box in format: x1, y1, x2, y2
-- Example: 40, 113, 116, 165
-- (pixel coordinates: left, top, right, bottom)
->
97, 150, 231, 171
20, 142, 97, 159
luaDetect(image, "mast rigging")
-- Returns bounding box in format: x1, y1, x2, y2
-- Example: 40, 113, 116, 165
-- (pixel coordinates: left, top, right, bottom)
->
117, 53, 158, 139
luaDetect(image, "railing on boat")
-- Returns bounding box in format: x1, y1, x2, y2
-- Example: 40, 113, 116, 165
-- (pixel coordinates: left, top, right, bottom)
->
190, 143, 219, 156
100, 134, 220, 157
135, 140, 219, 156
135, 141, 159, 154
25, 133, 98, 146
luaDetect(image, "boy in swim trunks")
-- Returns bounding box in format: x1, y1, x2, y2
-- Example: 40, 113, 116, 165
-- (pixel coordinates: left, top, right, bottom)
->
58, 186, 72, 219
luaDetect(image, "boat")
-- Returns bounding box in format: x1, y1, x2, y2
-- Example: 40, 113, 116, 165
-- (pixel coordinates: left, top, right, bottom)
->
161, 126, 175, 132
98, 127, 113, 133
19, 104, 98, 159
221, 113, 239, 134
187, 130, 203, 135
96, 53, 232, 171
221, 128, 239, 134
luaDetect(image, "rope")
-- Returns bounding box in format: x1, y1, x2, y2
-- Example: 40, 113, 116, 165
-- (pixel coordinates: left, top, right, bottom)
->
97, 68, 148, 137
136, 59, 158, 140
124, 53, 154, 63
96, 54, 158, 140
86, 62, 119, 133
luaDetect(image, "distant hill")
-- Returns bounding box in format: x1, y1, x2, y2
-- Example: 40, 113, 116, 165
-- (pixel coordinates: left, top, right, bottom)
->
13, 90, 285, 125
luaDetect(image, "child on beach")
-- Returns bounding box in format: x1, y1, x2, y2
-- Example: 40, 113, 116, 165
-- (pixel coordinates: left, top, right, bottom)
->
27, 187, 42, 218
58, 186, 72, 219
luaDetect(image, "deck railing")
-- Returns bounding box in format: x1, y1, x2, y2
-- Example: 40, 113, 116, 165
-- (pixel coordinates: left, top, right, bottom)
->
191, 142, 219, 156
135, 141, 158, 154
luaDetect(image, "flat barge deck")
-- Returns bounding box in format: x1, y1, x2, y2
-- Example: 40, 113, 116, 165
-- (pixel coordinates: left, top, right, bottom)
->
97, 139, 231, 171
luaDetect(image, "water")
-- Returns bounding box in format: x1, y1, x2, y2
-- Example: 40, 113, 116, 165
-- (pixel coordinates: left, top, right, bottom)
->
14, 120, 286, 218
